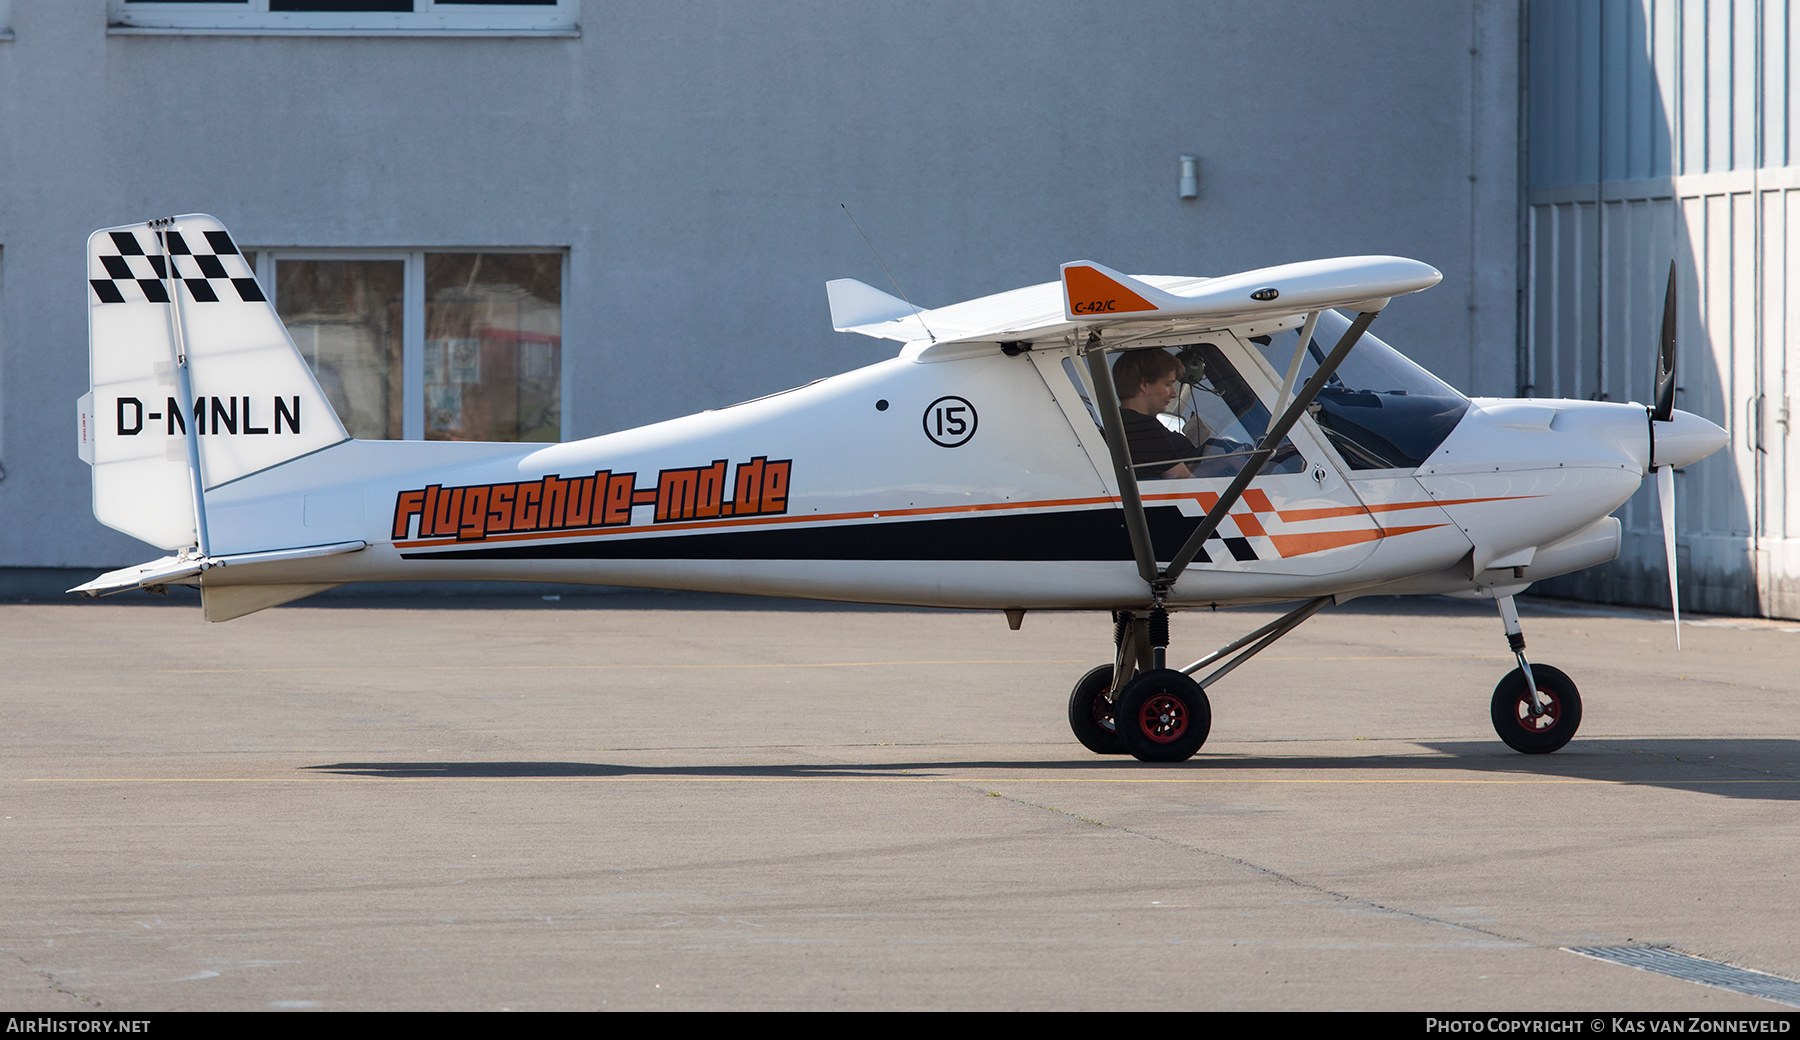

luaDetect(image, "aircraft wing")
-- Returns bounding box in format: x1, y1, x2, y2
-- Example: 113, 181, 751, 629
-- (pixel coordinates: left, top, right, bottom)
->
827, 256, 1441, 357
826, 277, 1073, 343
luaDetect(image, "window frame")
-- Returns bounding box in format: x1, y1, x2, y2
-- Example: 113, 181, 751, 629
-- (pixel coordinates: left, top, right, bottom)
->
109, 0, 579, 37
255, 247, 570, 442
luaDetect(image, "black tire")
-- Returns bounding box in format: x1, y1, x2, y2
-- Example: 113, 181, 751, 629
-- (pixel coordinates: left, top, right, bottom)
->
1490, 664, 1582, 754
1114, 669, 1211, 763
1068, 665, 1126, 755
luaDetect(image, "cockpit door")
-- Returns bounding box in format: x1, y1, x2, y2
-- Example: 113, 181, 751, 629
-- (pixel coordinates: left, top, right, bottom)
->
1031, 334, 1385, 577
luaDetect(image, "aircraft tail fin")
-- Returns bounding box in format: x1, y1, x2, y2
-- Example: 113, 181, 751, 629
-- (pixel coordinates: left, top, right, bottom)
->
79, 215, 349, 550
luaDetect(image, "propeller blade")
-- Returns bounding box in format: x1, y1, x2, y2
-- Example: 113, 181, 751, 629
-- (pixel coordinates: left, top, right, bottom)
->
1657, 463, 1681, 649
1653, 260, 1677, 422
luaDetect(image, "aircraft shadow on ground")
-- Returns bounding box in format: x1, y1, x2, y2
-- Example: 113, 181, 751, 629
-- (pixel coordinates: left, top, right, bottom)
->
305, 737, 1800, 800
1416, 737, 1800, 801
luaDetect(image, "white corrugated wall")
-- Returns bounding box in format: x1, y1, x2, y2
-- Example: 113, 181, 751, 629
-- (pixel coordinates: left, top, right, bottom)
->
1527, 0, 1800, 617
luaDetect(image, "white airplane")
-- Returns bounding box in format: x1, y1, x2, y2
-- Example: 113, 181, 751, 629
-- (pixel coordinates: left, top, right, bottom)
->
74, 214, 1727, 762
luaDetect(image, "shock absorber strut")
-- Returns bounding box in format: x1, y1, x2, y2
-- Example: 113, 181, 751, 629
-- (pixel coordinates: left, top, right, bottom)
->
1149, 606, 1169, 671
1496, 595, 1546, 715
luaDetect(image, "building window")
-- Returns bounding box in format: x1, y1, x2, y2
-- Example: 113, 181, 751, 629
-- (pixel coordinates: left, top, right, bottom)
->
275, 257, 406, 440
110, 0, 578, 35
423, 253, 562, 442
255, 249, 564, 442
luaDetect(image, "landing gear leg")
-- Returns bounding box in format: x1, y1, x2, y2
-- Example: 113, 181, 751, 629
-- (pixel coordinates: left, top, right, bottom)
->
1112, 609, 1156, 687
1497, 596, 1542, 714
1490, 595, 1582, 754
1066, 598, 1332, 762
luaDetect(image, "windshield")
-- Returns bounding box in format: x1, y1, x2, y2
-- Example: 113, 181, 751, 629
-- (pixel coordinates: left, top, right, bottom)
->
1250, 311, 1469, 470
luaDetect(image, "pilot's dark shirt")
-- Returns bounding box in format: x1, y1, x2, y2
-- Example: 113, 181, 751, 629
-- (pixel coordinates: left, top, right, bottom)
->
1121, 408, 1196, 479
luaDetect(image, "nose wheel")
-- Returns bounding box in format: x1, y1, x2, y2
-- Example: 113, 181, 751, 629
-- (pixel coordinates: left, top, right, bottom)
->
1491, 664, 1582, 754
1489, 595, 1582, 753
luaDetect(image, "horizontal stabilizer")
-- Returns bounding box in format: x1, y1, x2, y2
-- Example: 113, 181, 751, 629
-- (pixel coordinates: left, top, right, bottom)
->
70, 539, 368, 598
69, 555, 204, 596
827, 279, 917, 332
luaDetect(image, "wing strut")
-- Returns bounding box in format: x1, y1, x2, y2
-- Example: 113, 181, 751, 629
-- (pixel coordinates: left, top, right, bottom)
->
1082, 309, 1380, 597
1160, 309, 1380, 584
1178, 595, 1332, 687
1081, 331, 1159, 585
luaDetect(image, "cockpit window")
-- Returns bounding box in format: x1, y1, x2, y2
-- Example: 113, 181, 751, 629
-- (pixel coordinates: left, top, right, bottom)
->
1251, 311, 1470, 470
1076, 344, 1305, 481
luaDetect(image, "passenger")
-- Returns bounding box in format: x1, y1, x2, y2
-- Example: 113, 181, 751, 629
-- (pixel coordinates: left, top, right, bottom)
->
1113, 349, 1197, 480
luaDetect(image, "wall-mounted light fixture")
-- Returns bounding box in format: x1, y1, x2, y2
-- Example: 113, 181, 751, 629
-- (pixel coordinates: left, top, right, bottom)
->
1178, 155, 1199, 200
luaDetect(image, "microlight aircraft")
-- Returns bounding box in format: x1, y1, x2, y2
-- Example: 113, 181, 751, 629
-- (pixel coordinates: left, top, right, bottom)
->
75, 215, 1728, 762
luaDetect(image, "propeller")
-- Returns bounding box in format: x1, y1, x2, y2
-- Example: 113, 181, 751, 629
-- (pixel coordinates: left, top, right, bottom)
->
1657, 461, 1680, 648
1653, 262, 1678, 423
1650, 261, 1680, 648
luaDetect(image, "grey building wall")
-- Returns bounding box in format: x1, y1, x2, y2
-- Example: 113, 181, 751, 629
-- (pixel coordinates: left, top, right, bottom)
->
1526, 0, 1800, 618
0, 2, 1520, 576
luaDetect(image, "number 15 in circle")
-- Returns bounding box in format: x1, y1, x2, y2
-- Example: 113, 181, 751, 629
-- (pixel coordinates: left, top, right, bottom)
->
923, 396, 977, 447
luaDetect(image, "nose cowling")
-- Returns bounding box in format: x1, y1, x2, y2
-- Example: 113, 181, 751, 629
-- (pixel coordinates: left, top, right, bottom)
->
1650, 408, 1728, 469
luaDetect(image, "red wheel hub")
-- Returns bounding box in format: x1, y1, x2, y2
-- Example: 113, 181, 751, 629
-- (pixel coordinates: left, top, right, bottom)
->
1092, 688, 1116, 733
1138, 694, 1188, 743
1513, 690, 1560, 732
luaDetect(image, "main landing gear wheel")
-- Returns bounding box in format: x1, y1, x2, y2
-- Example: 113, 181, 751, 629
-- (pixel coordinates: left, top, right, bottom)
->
1067, 665, 1126, 755
1114, 669, 1212, 763
1490, 664, 1582, 754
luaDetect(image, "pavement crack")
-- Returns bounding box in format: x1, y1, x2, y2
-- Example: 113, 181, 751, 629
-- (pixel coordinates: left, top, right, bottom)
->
983, 788, 1532, 948
11, 951, 104, 1009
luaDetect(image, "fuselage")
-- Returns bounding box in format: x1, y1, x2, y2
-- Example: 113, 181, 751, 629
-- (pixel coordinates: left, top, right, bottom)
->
196, 324, 1673, 612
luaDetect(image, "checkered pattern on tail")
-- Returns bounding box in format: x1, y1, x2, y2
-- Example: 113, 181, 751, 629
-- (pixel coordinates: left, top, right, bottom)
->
89, 228, 265, 306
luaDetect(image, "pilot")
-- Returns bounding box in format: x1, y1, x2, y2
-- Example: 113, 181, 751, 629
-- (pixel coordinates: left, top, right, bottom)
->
1113, 349, 1197, 480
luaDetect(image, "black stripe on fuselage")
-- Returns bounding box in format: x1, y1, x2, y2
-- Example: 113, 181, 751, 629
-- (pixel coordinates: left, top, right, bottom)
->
399, 506, 1241, 563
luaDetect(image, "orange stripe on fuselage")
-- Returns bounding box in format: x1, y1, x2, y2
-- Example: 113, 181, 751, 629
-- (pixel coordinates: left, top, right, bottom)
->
1276, 494, 1530, 523
1269, 528, 1383, 557
1268, 522, 1447, 559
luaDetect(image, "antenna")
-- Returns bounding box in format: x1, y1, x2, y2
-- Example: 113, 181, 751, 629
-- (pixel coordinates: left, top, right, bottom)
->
840, 204, 934, 343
